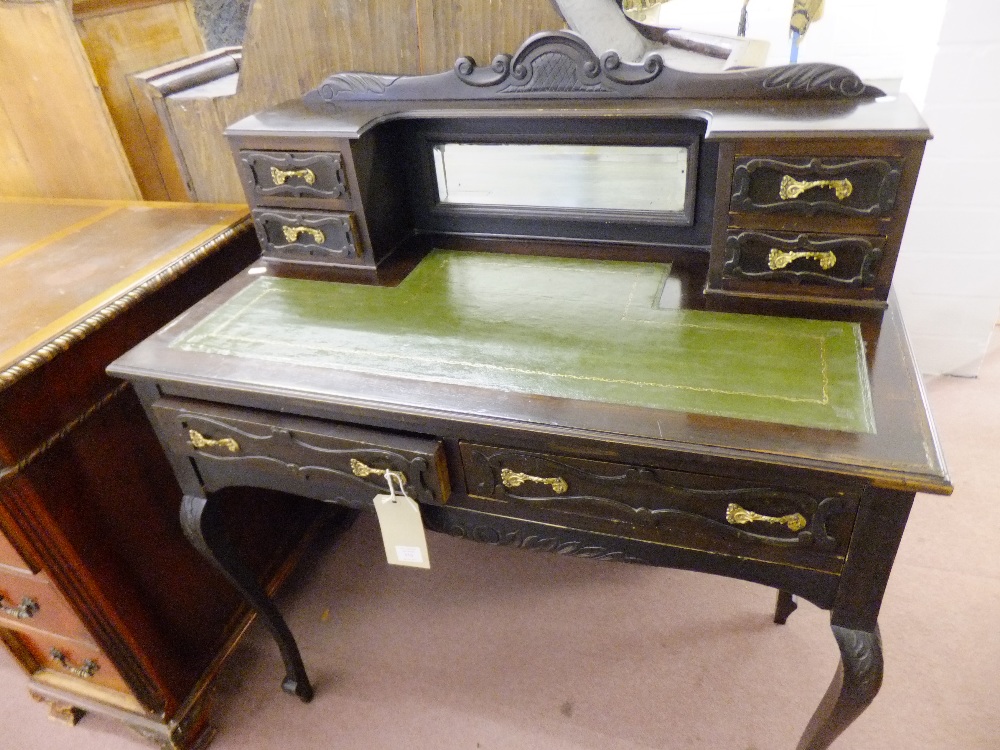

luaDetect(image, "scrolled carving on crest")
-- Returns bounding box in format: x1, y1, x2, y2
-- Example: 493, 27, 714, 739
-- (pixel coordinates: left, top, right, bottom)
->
454, 53, 512, 87
601, 50, 665, 85
484, 32, 609, 94
762, 62, 869, 97
304, 29, 884, 105
317, 72, 400, 101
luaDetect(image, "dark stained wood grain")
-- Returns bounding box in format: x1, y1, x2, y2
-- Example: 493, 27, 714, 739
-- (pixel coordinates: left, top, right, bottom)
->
110, 60, 948, 748
109, 246, 949, 747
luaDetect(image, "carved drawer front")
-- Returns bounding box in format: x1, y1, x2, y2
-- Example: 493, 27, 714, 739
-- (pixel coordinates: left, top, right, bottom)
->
460, 443, 859, 573
13, 629, 132, 696
239, 150, 349, 203
253, 209, 363, 267
723, 230, 884, 289
0, 569, 93, 644
151, 399, 449, 507
731, 156, 902, 217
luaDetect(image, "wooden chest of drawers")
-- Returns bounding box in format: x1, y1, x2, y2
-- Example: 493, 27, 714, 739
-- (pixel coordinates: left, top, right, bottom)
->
0, 199, 323, 748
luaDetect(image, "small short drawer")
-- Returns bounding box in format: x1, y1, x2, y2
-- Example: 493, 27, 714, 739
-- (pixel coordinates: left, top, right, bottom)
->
460, 443, 859, 573
14, 630, 132, 696
731, 156, 902, 218
253, 209, 363, 267
238, 150, 349, 202
0, 569, 93, 644
723, 230, 884, 289
151, 399, 450, 506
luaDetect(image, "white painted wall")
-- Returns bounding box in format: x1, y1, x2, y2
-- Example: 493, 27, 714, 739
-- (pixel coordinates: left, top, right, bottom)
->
653, 0, 998, 375
893, 0, 1000, 376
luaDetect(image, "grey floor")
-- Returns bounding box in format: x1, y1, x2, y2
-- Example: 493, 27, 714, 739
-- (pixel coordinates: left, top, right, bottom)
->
3, 333, 997, 749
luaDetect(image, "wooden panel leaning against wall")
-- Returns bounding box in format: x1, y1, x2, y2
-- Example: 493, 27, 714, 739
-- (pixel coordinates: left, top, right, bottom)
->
74, 0, 207, 201
0, 0, 140, 199
0, 0, 206, 201
134, 0, 565, 203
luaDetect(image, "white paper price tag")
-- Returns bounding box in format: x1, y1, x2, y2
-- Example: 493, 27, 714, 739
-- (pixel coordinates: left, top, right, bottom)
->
371, 471, 430, 569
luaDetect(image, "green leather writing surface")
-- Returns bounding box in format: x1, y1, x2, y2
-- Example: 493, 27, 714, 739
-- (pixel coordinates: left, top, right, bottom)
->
173, 250, 874, 433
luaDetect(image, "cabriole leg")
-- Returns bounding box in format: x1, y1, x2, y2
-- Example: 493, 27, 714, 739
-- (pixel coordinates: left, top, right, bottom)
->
774, 589, 798, 624
796, 625, 882, 750
179, 494, 314, 702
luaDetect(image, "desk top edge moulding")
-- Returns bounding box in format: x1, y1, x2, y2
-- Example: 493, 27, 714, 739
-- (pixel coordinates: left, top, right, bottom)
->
109, 28, 950, 750
0, 199, 336, 749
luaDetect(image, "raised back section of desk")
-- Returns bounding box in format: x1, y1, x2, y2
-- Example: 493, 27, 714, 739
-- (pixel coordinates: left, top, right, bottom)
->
225, 31, 930, 312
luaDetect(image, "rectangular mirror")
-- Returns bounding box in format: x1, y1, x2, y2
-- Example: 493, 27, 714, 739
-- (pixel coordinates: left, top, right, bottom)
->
432, 143, 691, 214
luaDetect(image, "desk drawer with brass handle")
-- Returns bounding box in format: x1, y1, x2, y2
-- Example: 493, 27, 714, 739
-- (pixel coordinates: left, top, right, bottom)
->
0, 569, 93, 645
459, 443, 859, 573
151, 399, 449, 506
238, 150, 349, 204
252, 209, 363, 268
722, 230, 884, 290
730, 156, 902, 218
8, 629, 133, 697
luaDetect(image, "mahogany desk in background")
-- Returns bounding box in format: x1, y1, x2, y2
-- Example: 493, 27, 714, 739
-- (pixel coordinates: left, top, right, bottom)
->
109, 246, 952, 750
0, 198, 327, 748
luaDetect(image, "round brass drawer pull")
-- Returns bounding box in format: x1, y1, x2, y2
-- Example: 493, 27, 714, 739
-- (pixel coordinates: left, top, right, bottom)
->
500, 468, 568, 495
726, 502, 807, 532
49, 649, 99, 679
0, 595, 39, 619
188, 429, 240, 453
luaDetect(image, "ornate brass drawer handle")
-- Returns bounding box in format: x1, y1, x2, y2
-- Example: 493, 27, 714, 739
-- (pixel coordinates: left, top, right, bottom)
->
779, 175, 853, 201
350, 458, 407, 486
500, 468, 568, 495
0, 595, 39, 619
726, 502, 807, 532
768, 248, 837, 271
49, 649, 99, 679
188, 429, 240, 453
270, 166, 316, 186
281, 225, 326, 244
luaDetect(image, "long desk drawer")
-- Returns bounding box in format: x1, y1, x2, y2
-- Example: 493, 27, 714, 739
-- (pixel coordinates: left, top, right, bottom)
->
151, 399, 450, 506
459, 443, 859, 574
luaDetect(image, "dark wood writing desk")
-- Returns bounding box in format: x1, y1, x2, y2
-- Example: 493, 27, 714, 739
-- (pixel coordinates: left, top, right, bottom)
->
111, 30, 951, 748
110, 245, 949, 749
